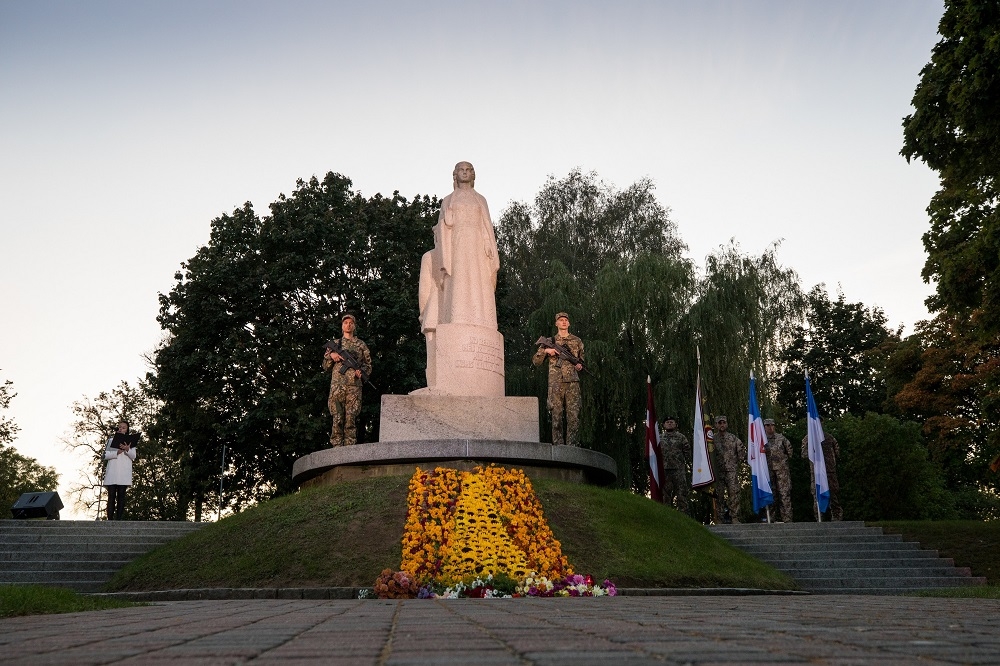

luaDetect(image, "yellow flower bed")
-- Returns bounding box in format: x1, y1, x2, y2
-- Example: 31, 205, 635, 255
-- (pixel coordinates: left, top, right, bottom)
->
400, 465, 571, 585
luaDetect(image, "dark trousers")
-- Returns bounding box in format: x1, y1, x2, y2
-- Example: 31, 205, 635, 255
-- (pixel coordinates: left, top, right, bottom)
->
106, 485, 127, 520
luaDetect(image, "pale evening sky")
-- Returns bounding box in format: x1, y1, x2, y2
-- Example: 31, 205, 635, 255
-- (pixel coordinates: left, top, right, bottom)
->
0, 1, 944, 518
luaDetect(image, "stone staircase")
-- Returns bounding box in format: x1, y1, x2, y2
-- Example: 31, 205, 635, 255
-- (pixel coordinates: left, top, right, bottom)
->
709, 521, 986, 594
0, 519, 204, 592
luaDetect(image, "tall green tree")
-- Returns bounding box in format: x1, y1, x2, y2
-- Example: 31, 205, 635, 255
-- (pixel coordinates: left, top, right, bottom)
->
496, 171, 692, 491
496, 172, 804, 492
0, 373, 59, 514
150, 173, 438, 518
688, 242, 806, 435
776, 286, 900, 419
901, 0, 1000, 338
889, 314, 1000, 518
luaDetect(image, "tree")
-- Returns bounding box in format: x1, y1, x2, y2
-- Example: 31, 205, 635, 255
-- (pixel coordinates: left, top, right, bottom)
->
901, 0, 1000, 338
63, 380, 185, 520
496, 171, 693, 490
832, 413, 955, 521
0, 373, 59, 513
776, 286, 900, 419
150, 173, 438, 518
888, 313, 1000, 518
496, 171, 805, 493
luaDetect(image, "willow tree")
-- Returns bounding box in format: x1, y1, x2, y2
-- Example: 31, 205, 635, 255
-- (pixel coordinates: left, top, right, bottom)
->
497, 170, 696, 489
687, 242, 806, 440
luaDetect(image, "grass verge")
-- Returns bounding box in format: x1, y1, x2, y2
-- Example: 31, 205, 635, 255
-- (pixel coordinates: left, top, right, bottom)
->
909, 586, 1000, 599
0, 586, 139, 618
105, 474, 796, 592
873, 520, 1000, 585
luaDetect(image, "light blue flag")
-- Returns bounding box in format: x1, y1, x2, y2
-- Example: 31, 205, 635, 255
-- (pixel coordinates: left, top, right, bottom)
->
747, 372, 773, 514
805, 372, 831, 514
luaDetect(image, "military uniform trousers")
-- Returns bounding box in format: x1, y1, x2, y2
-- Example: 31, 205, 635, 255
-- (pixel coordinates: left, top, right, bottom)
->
329, 384, 362, 447
769, 465, 793, 522
662, 466, 689, 514
548, 380, 581, 447
715, 465, 741, 523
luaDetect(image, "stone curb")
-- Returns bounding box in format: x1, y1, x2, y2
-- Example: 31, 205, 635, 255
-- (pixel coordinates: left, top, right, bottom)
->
87, 586, 809, 601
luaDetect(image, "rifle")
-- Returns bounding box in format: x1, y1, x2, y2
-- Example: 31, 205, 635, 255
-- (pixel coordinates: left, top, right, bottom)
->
534, 336, 591, 376
324, 339, 377, 391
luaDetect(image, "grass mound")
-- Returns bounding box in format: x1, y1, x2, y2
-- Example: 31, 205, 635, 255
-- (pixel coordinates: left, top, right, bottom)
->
105, 475, 795, 592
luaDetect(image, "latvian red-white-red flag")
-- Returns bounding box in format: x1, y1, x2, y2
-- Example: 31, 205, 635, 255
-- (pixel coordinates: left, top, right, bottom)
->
645, 375, 664, 502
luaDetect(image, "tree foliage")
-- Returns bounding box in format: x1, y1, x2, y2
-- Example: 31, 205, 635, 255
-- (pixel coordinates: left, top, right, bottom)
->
497, 171, 805, 491
150, 173, 438, 518
0, 374, 59, 514
887, 313, 1000, 517
833, 413, 956, 521
63, 380, 185, 521
776, 286, 899, 419
901, 0, 1000, 337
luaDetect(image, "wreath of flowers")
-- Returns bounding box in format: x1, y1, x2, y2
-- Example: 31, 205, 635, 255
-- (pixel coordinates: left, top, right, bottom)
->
387, 465, 615, 599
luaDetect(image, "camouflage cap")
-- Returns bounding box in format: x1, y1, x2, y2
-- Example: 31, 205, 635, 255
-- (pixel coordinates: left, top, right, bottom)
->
762, 418, 775, 426
555, 312, 570, 321
341, 313, 356, 323
715, 415, 727, 423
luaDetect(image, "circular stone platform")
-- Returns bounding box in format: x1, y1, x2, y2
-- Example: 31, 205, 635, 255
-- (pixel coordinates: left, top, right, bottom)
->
292, 440, 618, 488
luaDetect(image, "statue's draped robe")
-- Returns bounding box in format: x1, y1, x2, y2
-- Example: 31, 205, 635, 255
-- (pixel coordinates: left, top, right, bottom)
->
426, 187, 500, 330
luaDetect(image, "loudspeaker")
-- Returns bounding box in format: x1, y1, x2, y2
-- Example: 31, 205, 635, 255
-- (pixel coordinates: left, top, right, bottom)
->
11, 491, 63, 519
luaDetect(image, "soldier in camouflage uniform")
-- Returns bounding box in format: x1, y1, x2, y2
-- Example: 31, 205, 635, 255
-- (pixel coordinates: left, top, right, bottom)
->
660, 416, 691, 514
322, 313, 373, 447
532, 312, 584, 446
763, 418, 793, 522
713, 415, 747, 523
801, 428, 843, 521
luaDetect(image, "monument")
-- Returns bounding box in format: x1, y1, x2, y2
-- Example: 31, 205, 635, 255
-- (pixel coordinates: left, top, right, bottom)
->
292, 162, 616, 488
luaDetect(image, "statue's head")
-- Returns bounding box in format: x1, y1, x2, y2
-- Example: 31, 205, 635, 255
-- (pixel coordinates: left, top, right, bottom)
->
452, 161, 475, 189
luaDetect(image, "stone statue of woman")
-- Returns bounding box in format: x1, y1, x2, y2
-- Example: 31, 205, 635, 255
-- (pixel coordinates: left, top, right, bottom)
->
418, 161, 502, 391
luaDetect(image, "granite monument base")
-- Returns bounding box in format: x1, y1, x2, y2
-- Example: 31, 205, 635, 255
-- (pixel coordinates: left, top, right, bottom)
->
378, 394, 539, 442
292, 440, 617, 488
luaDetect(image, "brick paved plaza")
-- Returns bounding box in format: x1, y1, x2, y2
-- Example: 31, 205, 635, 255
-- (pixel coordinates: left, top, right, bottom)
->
2, 595, 999, 664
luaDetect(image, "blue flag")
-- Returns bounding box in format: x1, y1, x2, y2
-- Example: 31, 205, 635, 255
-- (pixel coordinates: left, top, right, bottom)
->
805, 372, 831, 514
747, 372, 773, 514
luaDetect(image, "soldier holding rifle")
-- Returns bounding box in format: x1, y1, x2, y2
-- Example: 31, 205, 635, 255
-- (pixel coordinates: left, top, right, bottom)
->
322, 313, 373, 447
532, 312, 585, 447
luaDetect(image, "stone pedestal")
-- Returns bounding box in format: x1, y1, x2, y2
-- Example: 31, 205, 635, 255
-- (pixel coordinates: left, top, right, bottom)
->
423, 323, 504, 397
379, 394, 538, 442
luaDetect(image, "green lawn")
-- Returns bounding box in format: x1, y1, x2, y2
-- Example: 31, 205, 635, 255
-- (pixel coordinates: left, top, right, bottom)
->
0, 586, 139, 618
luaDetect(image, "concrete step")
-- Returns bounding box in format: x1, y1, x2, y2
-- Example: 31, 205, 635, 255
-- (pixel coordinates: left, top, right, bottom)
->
0, 519, 205, 592
762, 555, 952, 569
1, 558, 135, 571
730, 541, 923, 555
782, 566, 975, 580
709, 522, 985, 595
795, 575, 987, 590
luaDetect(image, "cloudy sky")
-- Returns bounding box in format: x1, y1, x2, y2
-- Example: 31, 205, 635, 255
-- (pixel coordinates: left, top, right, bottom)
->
1, 1, 944, 518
